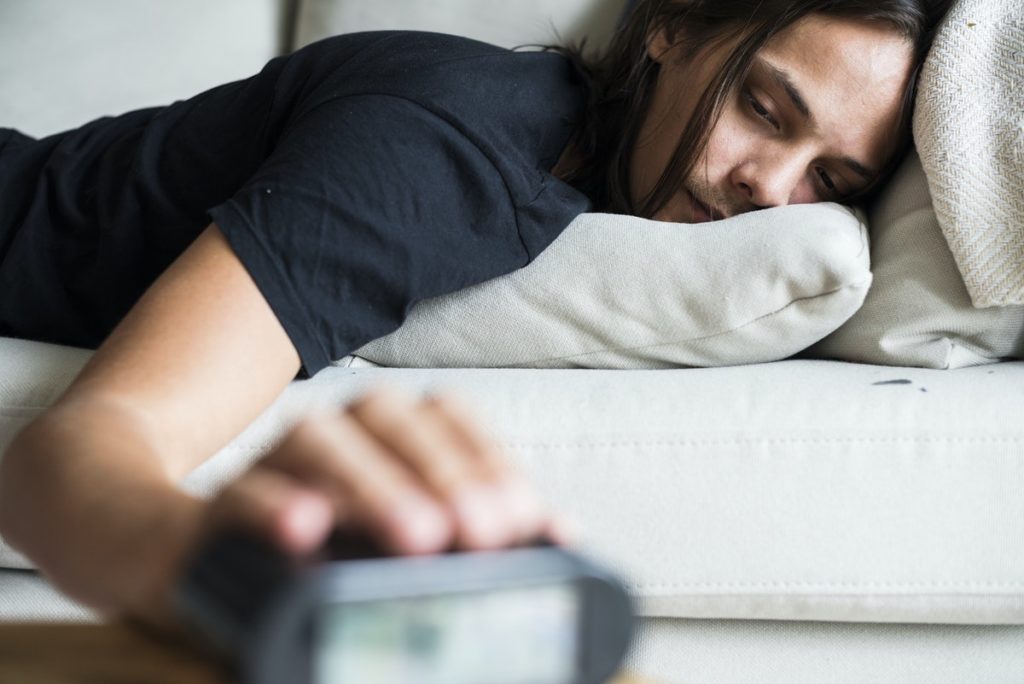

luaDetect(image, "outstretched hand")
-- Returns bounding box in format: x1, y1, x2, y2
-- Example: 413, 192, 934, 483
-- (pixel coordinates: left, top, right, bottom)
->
197, 385, 576, 562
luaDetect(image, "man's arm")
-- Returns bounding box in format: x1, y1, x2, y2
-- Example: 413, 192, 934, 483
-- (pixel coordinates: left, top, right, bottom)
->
0, 223, 565, 629
0, 223, 302, 623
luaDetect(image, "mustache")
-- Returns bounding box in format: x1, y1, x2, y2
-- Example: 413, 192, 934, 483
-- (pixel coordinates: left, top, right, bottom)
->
688, 183, 743, 221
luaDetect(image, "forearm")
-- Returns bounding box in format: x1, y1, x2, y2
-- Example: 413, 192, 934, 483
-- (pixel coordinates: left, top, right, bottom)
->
0, 396, 204, 627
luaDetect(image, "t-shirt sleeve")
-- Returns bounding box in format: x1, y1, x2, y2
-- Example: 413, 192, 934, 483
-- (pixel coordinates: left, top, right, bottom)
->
208, 94, 536, 378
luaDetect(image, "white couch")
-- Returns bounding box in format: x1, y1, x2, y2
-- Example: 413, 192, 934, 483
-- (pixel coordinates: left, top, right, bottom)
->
2, 2, 1022, 682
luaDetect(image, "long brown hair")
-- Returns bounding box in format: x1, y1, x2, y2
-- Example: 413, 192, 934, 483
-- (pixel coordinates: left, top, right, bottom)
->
551, 0, 952, 217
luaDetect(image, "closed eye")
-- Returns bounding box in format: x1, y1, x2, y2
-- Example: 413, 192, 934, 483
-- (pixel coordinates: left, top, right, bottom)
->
817, 168, 845, 200
744, 89, 779, 130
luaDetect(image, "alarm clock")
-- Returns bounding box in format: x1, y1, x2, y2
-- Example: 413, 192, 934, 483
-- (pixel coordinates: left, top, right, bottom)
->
175, 527, 636, 684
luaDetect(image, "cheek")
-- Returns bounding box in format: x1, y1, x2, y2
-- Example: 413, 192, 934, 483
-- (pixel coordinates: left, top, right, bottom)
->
695, 111, 752, 183
788, 184, 822, 205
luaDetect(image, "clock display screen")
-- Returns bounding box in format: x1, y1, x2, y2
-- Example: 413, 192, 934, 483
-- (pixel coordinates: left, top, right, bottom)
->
313, 583, 579, 684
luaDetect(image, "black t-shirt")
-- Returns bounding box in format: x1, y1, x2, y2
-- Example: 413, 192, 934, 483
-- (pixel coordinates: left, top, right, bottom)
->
0, 31, 592, 377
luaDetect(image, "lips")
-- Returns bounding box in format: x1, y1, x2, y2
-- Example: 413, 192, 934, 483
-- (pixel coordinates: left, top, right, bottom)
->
686, 189, 717, 223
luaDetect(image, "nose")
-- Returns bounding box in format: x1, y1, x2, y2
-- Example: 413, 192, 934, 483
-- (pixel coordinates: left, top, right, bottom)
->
731, 149, 808, 209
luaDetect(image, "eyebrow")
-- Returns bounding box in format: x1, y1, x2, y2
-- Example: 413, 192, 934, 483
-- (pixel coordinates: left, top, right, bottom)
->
753, 57, 878, 183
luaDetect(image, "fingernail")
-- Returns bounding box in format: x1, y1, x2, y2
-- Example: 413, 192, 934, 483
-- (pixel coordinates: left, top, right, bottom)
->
282, 496, 332, 551
455, 487, 503, 547
396, 498, 449, 552
550, 514, 582, 546
504, 478, 545, 526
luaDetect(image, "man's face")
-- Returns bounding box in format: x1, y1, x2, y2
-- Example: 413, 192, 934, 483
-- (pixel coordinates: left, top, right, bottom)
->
629, 13, 915, 222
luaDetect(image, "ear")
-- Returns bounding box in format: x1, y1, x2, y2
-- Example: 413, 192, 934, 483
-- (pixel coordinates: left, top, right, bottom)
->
646, 26, 676, 64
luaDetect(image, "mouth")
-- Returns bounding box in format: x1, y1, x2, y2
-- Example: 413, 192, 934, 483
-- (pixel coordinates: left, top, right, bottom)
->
686, 189, 725, 223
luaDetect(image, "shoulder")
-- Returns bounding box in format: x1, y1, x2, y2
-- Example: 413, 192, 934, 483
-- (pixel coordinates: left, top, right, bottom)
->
286, 31, 584, 133
286, 30, 511, 76
270, 31, 571, 116
288, 30, 576, 95
267, 31, 589, 227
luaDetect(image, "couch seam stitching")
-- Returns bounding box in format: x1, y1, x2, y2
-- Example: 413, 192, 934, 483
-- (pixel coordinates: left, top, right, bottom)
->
501, 436, 1024, 448
634, 581, 1024, 589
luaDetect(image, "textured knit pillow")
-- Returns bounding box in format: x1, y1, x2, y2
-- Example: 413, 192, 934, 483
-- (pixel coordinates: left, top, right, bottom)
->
912, 0, 1024, 307
352, 204, 871, 369
805, 150, 1024, 369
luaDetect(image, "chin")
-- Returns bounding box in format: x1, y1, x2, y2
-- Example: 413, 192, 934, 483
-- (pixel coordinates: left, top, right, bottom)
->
652, 190, 704, 223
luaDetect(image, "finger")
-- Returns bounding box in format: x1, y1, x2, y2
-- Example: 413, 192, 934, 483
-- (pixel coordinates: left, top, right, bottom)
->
421, 391, 508, 478
205, 467, 335, 556
542, 512, 583, 548
265, 412, 455, 555
347, 387, 513, 550
422, 391, 550, 544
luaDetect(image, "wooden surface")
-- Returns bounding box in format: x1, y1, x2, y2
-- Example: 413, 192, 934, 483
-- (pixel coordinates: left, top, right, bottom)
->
0, 622, 651, 683
0, 622, 228, 684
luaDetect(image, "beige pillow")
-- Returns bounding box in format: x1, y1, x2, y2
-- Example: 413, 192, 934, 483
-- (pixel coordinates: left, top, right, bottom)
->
805, 150, 1024, 369
353, 205, 871, 369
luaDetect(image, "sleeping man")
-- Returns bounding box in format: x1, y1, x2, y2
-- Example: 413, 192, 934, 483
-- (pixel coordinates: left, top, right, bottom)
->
0, 0, 948, 632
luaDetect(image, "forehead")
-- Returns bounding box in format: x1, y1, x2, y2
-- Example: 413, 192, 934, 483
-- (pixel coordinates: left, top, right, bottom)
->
755, 14, 914, 161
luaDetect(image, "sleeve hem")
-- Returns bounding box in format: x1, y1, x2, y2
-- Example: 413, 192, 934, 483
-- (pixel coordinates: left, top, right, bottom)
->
208, 201, 331, 379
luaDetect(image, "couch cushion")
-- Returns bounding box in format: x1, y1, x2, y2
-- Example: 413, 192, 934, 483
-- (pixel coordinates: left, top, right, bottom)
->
2, 337, 1023, 625
355, 205, 871, 369
0, 570, 96, 623
0, 0, 286, 138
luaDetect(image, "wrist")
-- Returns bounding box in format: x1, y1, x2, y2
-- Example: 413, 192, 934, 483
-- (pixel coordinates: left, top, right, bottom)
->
0, 402, 213, 630
1, 419, 207, 629
106, 483, 207, 631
